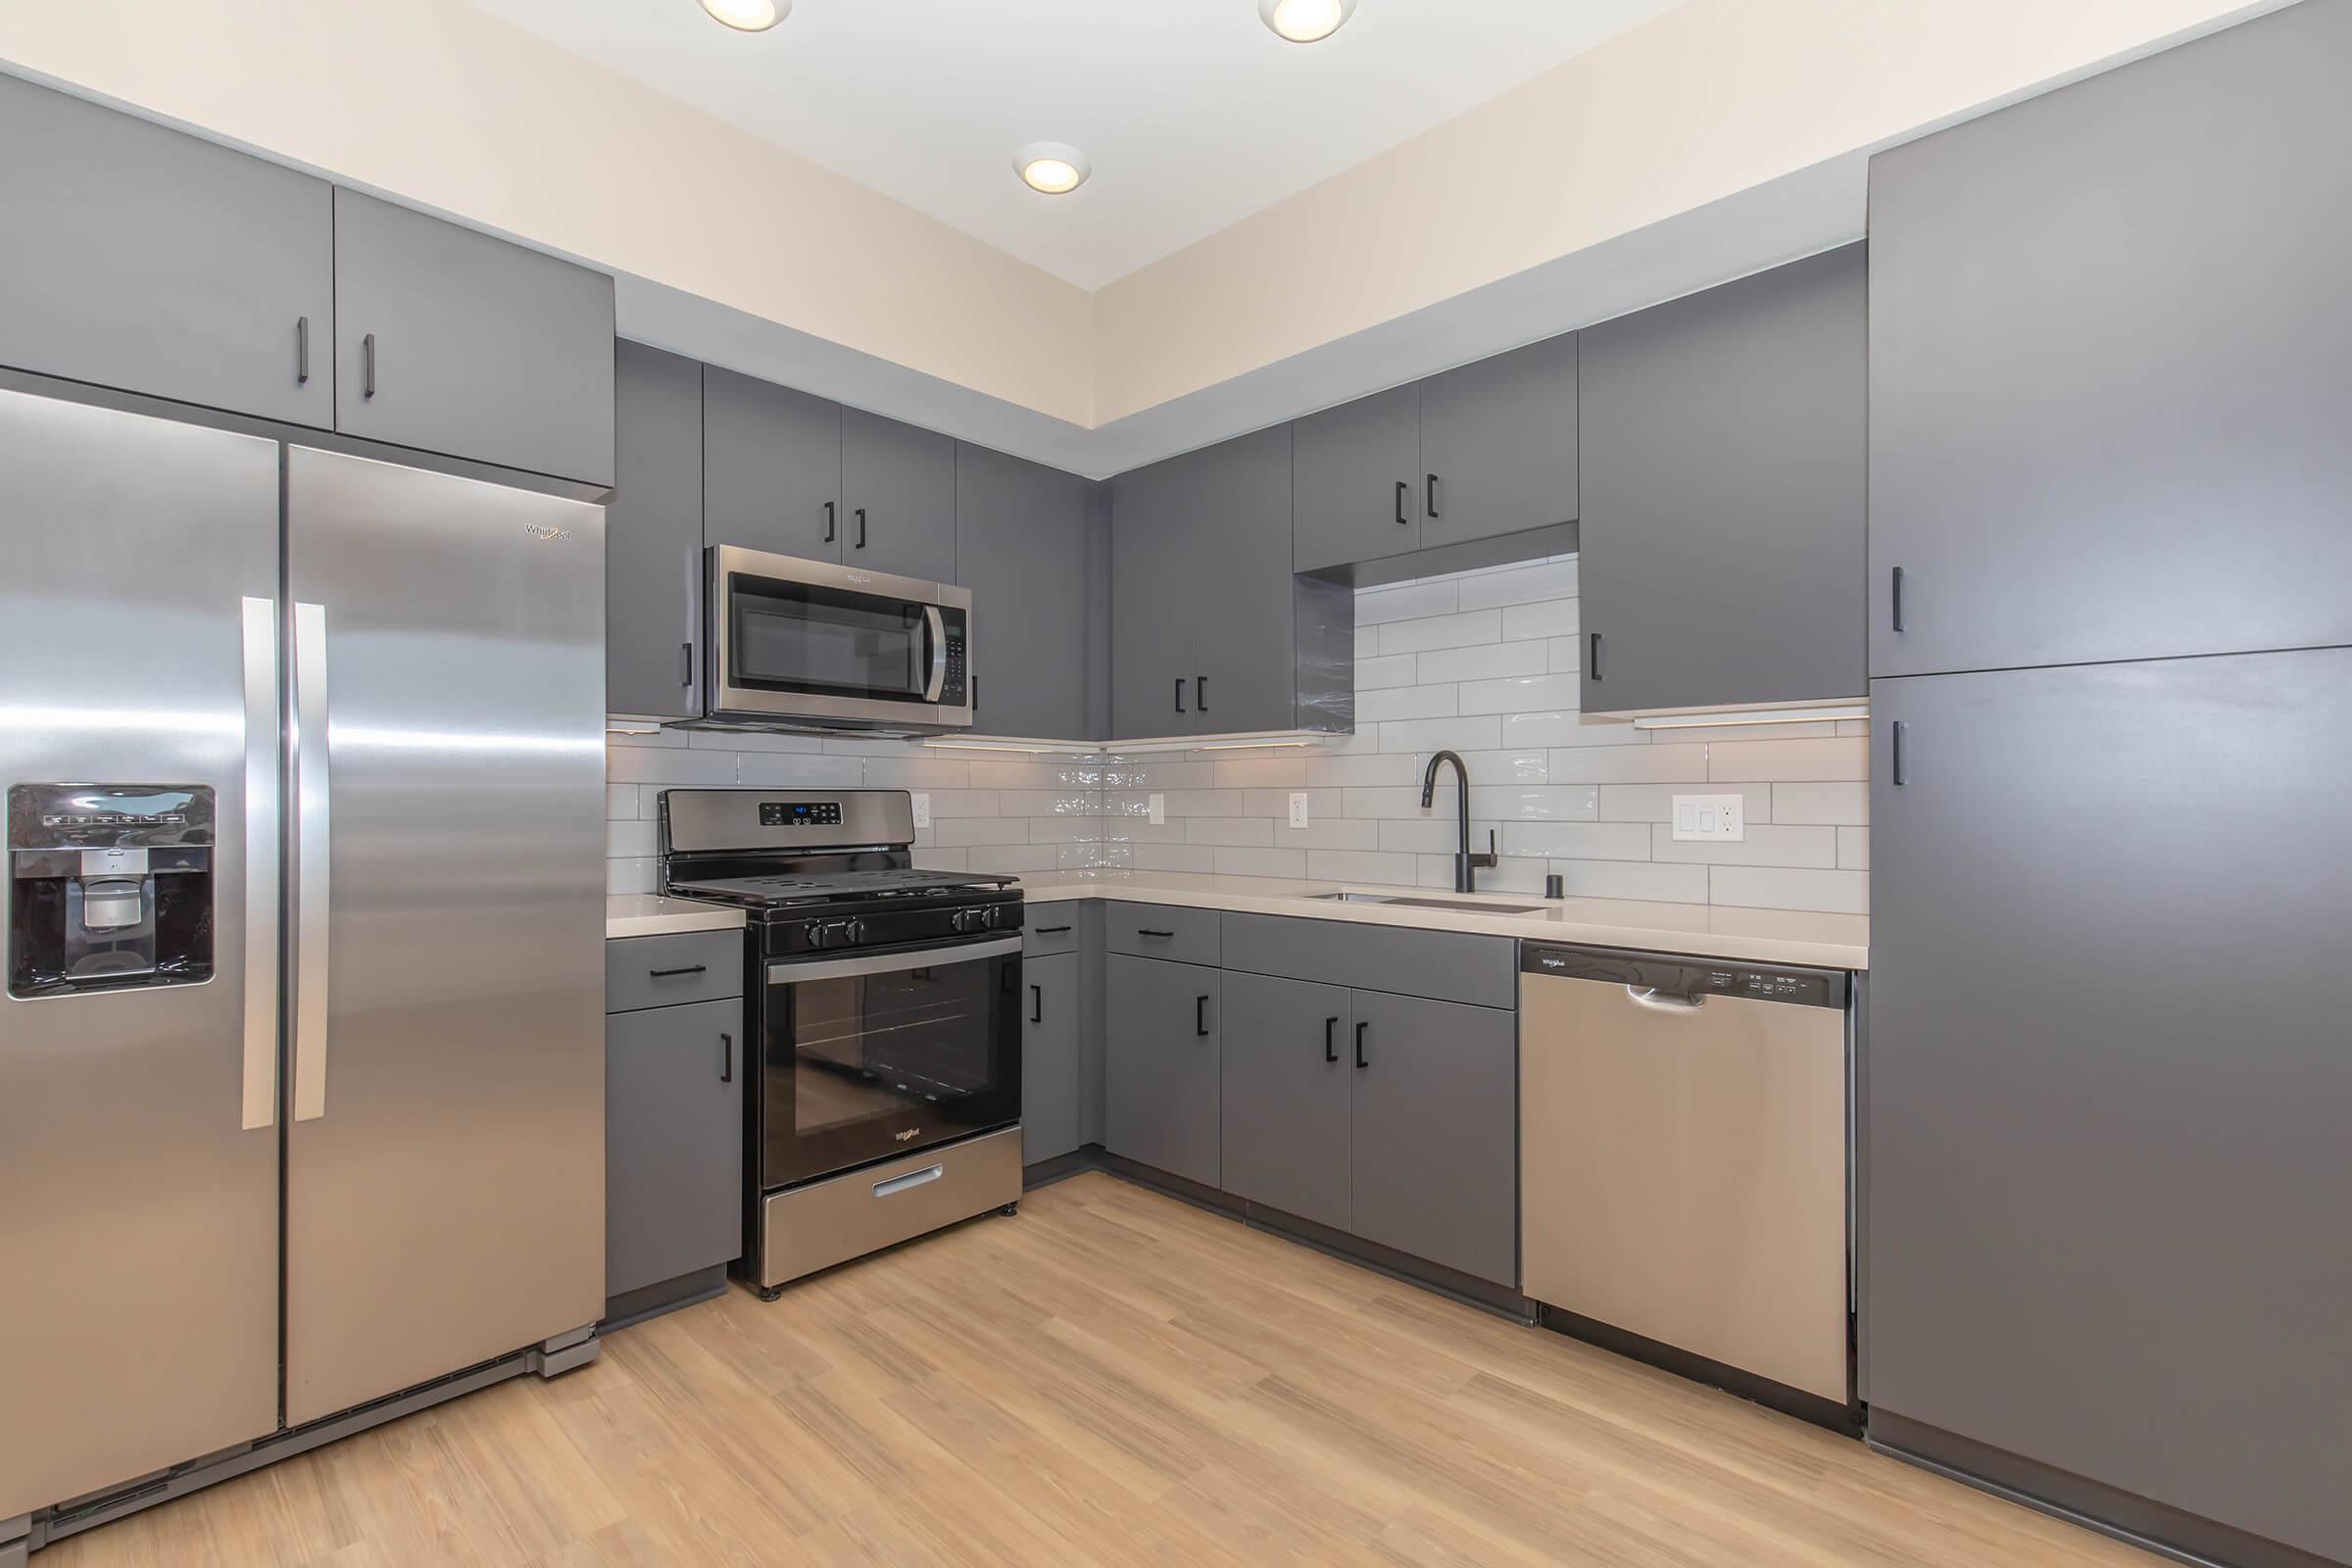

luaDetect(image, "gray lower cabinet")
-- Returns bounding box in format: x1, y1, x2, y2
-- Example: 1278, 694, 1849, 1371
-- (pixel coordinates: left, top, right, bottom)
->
955, 443, 1094, 739
1348, 990, 1516, 1286
1868, 0, 2352, 679
1867, 652, 2352, 1566
605, 997, 744, 1304
1103, 955, 1221, 1188
1021, 951, 1085, 1163
0, 73, 334, 428
608, 341, 705, 720
1579, 244, 1865, 714
1219, 972, 1353, 1234
1293, 382, 1422, 573
330, 189, 614, 485
704, 366, 844, 563
1417, 330, 1580, 552
842, 407, 956, 582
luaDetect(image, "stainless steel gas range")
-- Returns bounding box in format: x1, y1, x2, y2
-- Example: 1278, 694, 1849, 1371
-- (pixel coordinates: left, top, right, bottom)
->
658, 788, 1024, 1296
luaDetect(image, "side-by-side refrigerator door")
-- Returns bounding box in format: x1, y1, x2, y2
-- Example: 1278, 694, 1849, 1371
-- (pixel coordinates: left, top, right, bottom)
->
281, 446, 606, 1428
0, 389, 283, 1519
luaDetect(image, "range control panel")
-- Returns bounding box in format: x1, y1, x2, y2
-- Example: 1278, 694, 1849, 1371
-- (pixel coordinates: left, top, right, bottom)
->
760, 801, 842, 828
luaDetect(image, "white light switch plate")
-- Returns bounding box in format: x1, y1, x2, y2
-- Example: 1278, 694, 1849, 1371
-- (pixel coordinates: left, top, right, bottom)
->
1148, 792, 1167, 826
1288, 792, 1311, 829
910, 792, 932, 829
1671, 793, 1745, 842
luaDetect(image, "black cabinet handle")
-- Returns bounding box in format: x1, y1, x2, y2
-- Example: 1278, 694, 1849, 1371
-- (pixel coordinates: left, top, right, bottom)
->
1137, 928, 1174, 939
1030, 984, 1043, 1024
720, 1031, 733, 1084
1174, 678, 1187, 714
1890, 565, 1906, 633
855, 507, 868, 550
1426, 472, 1441, 517
1588, 630, 1602, 681
679, 641, 694, 688
649, 964, 708, 978
1395, 479, 1408, 526
361, 332, 376, 399
1353, 1020, 1369, 1070
1196, 996, 1210, 1037
1324, 1016, 1339, 1064
823, 500, 837, 544
1034, 924, 1072, 935
296, 316, 310, 385
1891, 719, 1909, 788
1196, 675, 1207, 713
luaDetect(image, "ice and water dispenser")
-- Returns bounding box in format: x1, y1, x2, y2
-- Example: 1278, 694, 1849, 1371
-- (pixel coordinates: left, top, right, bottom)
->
7, 783, 216, 998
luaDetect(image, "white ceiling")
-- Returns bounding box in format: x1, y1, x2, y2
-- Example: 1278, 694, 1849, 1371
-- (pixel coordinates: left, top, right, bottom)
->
467, 0, 1690, 291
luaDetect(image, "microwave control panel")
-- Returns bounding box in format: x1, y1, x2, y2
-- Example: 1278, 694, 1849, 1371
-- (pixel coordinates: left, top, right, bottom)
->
941, 623, 966, 707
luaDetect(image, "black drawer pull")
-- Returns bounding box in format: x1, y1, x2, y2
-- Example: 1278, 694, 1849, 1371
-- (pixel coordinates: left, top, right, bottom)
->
1890, 565, 1906, 633
1174, 677, 1186, 714
1034, 924, 1072, 935
1030, 984, 1043, 1025
1324, 1016, 1339, 1064
823, 500, 837, 544
1196, 995, 1210, 1037
1892, 720, 1909, 788
296, 316, 310, 385
1196, 675, 1207, 713
855, 507, 868, 549
1353, 1020, 1369, 1070
1137, 928, 1175, 939
1588, 630, 1602, 681
649, 964, 708, 978
1426, 471, 1441, 517
361, 331, 377, 399
679, 641, 694, 688
1394, 479, 1408, 526
720, 1031, 733, 1084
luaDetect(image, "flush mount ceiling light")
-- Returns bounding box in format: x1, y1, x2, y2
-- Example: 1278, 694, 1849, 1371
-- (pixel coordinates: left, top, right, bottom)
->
1012, 142, 1091, 195
1258, 0, 1357, 43
699, 0, 788, 32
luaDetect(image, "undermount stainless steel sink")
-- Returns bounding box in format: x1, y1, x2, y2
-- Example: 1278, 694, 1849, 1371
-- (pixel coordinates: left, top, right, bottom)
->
1306, 892, 1545, 915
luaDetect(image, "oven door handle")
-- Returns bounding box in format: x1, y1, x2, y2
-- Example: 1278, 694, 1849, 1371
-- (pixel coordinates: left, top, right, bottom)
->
922, 604, 947, 703
767, 935, 1020, 985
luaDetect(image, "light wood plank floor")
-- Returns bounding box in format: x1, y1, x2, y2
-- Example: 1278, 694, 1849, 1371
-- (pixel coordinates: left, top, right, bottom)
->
48, 1172, 2160, 1567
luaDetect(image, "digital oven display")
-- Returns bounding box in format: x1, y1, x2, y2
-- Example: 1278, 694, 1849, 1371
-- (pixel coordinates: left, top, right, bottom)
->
760, 801, 842, 828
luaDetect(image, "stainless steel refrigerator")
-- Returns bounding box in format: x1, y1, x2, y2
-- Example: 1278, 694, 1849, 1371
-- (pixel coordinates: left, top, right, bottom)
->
0, 384, 606, 1534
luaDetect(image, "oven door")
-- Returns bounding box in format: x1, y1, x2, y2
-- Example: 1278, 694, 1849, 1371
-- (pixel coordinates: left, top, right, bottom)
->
709, 544, 971, 729
761, 934, 1021, 1188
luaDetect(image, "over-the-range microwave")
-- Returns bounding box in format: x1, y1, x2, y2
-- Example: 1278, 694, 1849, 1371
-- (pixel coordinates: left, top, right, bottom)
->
702, 544, 973, 734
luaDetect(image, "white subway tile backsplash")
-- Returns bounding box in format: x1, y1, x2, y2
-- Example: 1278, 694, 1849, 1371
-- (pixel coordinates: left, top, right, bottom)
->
1708, 865, 1869, 914
1304, 753, 1422, 788
1186, 817, 1275, 847
607, 858, 657, 896
1355, 578, 1461, 625
1456, 558, 1579, 611
1377, 715, 1500, 754
1838, 826, 1870, 869
1499, 598, 1578, 640
1345, 786, 1456, 818
1549, 860, 1711, 905
923, 790, 1003, 818
736, 753, 864, 787
1353, 653, 1422, 691
1649, 823, 1838, 868
1214, 847, 1307, 878
1772, 782, 1869, 825
1272, 817, 1381, 852
1458, 673, 1581, 716
1547, 636, 1582, 674
606, 785, 637, 821
1380, 817, 1500, 855
1416, 640, 1548, 684
1708, 738, 1869, 783
608, 746, 735, 785
1501, 820, 1651, 861
1212, 758, 1310, 789
1595, 783, 1771, 823
1354, 684, 1459, 723
1547, 744, 1710, 784
931, 818, 1032, 848
1305, 849, 1422, 884
1467, 784, 1597, 821
1132, 845, 1216, 873
606, 819, 658, 858
1377, 609, 1500, 656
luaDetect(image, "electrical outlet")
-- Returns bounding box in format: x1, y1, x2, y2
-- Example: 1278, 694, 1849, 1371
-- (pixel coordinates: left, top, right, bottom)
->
1670, 793, 1745, 842
1148, 792, 1167, 826
910, 792, 932, 829
1288, 792, 1311, 829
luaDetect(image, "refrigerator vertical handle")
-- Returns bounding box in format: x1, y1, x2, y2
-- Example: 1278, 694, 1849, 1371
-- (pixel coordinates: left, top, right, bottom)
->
292, 602, 332, 1123
240, 598, 281, 1132
922, 605, 947, 703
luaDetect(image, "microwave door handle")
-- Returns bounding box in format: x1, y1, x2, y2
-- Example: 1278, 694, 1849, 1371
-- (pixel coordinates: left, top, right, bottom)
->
923, 604, 947, 703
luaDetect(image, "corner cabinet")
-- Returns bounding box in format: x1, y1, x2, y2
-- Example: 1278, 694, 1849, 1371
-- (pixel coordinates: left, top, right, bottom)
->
1110, 425, 1351, 739
955, 444, 1096, 740
1579, 244, 1866, 714
841, 408, 956, 581
607, 342, 706, 721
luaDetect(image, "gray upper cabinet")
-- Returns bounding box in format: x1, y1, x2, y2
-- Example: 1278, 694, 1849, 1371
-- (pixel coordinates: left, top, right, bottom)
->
1220, 972, 1353, 1234
607, 342, 705, 721
1021, 951, 1085, 1165
704, 366, 843, 563
1348, 990, 1515, 1286
1866, 650, 2352, 1566
1109, 450, 1205, 736
605, 997, 743, 1302
330, 189, 614, 485
0, 74, 333, 428
1580, 245, 1866, 714
1188, 425, 1307, 736
1418, 331, 1580, 551
841, 407, 956, 582
1103, 956, 1221, 1189
1293, 383, 1421, 573
955, 444, 1093, 740
1869, 0, 2352, 679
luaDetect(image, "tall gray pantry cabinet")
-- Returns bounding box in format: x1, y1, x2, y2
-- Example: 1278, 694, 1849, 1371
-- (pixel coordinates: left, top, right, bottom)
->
1862, 5, 2352, 1566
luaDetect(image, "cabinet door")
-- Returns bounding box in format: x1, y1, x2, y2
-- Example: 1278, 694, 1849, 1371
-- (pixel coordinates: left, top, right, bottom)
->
331, 189, 614, 484
1293, 383, 1420, 572
1188, 425, 1299, 735
1220, 972, 1352, 1234
1109, 457, 1200, 737
1021, 953, 1084, 1164
1869, 0, 2352, 679
1867, 654, 2352, 1565
607, 342, 705, 721
1417, 331, 1579, 549
1580, 246, 1865, 714
1348, 991, 1516, 1285
605, 999, 744, 1300
704, 367, 842, 563
0, 74, 333, 427
842, 407, 956, 582
955, 444, 1092, 739
1103, 956, 1221, 1188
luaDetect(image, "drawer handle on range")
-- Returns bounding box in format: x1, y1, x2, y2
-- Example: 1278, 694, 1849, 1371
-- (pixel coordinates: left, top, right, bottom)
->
1034, 925, 1072, 935
874, 1164, 945, 1199
1626, 986, 1707, 1013
650, 964, 708, 978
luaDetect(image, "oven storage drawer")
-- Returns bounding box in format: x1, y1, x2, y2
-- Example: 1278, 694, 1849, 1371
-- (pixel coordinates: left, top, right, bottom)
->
606, 930, 744, 1013
1104, 902, 1220, 967
757, 1125, 1022, 1288
1022, 914, 1081, 957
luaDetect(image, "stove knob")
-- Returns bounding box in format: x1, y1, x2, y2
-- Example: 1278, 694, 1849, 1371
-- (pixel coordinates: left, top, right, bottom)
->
951, 907, 982, 934
980, 904, 1003, 930
843, 918, 866, 946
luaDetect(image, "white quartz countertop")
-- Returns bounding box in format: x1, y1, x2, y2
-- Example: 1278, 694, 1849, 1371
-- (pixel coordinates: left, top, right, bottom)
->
1018, 870, 1868, 972
606, 895, 747, 940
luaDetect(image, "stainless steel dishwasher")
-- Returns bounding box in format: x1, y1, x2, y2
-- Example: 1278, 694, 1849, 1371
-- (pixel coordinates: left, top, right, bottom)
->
1520, 944, 1853, 1414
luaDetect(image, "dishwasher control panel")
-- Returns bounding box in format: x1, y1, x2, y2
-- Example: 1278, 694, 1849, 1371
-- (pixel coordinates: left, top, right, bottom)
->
1523, 943, 1849, 1009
